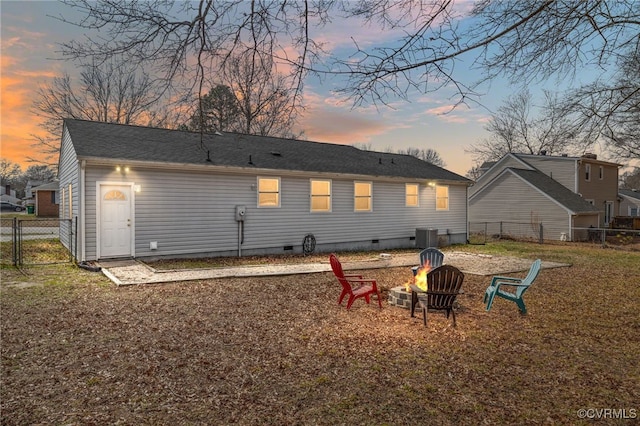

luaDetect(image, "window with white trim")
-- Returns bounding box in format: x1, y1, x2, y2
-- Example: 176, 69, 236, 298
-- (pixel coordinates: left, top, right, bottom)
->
599, 166, 604, 180
61, 187, 66, 219
406, 183, 419, 207
354, 181, 372, 211
585, 164, 591, 181
310, 179, 331, 212
436, 185, 449, 210
257, 177, 280, 207
68, 183, 73, 219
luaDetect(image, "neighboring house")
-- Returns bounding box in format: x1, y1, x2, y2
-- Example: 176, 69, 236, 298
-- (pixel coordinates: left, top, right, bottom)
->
25, 180, 46, 199
468, 152, 621, 241
58, 119, 473, 262
1, 184, 20, 204
32, 181, 59, 217
23, 179, 47, 210
619, 189, 640, 217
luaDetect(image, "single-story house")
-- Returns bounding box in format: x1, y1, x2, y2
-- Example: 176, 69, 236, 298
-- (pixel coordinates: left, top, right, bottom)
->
32, 181, 59, 217
58, 119, 473, 262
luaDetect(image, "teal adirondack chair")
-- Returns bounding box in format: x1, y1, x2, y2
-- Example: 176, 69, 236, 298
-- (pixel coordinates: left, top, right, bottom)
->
483, 259, 542, 314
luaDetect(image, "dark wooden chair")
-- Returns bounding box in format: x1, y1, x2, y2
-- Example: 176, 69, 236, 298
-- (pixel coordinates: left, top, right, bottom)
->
410, 265, 464, 326
330, 254, 382, 310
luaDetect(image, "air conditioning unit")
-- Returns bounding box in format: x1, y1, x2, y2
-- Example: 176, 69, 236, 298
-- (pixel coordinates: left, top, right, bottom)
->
416, 228, 438, 249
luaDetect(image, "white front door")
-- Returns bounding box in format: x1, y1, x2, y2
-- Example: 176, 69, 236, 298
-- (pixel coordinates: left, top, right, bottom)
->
99, 184, 133, 258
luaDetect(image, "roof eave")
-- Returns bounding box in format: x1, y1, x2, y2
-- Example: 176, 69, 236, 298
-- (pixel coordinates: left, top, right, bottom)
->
78, 156, 469, 184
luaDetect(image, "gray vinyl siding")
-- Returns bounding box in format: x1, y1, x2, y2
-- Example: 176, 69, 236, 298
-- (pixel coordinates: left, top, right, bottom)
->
620, 196, 640, 216
57, 127, 79, 253
469, 173, 571, 241
519, 156, 577, 191
469, 156, 529, 197
82, 165, 468, 260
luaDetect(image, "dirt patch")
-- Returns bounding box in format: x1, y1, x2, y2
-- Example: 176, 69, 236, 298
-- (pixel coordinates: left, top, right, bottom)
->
2, 281, 43, 289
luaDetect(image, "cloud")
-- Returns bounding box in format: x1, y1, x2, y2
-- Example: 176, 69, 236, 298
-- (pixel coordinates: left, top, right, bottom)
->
299, 87, 423, 144
299, 107, 389, 143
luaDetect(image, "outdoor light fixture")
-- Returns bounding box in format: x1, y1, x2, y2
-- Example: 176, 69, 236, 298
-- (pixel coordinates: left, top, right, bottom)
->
115, 165, 131, 174
428, 181, 436, 188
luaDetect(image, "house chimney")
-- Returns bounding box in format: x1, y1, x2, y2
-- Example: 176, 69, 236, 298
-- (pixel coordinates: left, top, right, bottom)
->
582, 153, 597, 159
540, 150, 547, 156
4, 184, 9, 195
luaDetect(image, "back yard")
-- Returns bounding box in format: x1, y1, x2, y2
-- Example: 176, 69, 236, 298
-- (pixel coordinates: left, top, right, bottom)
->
1, 242, 639, 425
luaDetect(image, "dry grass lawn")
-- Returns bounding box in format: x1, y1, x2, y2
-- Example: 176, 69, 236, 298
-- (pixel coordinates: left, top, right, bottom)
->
1, 242, 639, 425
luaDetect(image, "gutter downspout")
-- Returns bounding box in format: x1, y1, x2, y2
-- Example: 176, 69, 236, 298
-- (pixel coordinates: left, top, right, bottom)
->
80, 160, 86, 262
466, 185, 470, 243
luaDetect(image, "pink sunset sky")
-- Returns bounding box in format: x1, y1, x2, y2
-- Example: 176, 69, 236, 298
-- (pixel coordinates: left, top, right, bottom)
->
0, 1, 564, 177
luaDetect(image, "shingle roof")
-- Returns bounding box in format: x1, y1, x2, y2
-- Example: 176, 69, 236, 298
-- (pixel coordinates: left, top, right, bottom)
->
620, 189, 640, 201
507, 168, 600, 213
64, 119, 471, 183
32, 181, 59, 191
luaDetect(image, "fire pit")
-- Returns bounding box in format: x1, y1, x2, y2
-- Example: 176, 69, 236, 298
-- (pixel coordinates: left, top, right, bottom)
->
388, 264, 430, 309
388, 286, 413, 308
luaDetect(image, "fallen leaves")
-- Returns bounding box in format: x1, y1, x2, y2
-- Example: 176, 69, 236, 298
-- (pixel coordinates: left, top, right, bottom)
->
1, 243, 639, 425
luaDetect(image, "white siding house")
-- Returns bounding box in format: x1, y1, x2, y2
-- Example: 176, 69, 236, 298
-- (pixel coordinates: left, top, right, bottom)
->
619, 190, 640, 217
468, 153, 607, 241
58, 119, 472, 261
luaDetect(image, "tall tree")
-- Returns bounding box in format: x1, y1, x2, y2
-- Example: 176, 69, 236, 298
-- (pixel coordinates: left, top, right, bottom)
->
23, 165, 55, 183
563, 47, 640, 161
188, 85, 240, 133
468, 90, 584, 163
224, 50, 300, 138
57, 1, 639, 154
620, 168, 640, 190
188, 51, 301, 138
32, 59, 186, 163
0, 160, 22, 185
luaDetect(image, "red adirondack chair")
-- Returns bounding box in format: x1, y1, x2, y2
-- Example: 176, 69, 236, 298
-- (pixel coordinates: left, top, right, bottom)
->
329, 254, 383, 310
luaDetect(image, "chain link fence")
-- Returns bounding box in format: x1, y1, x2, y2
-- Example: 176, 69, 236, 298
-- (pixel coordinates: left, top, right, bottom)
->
469, 221, 544, 245
469, 221, 640, 249
573, 226, 640, 248
1, 217, 76, 266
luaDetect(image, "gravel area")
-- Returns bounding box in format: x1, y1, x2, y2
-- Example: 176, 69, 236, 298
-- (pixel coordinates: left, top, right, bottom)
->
98, 252, 570, 285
